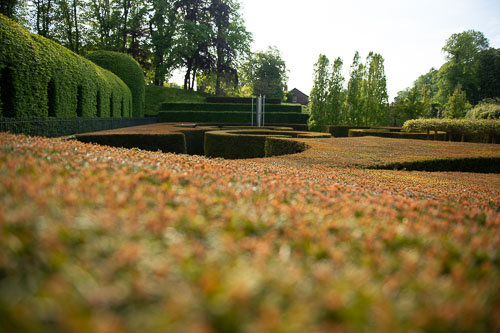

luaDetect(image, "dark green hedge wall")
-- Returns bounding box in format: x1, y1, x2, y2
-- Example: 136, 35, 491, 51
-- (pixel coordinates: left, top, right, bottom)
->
76, 133, 186, 154
86, 51, 145, 117
204, 129, 313, 159
206, 96, 282, 104
160, 102, 302, 113
158, 111, 309, 124
0, 14, 132, 119
371, 157, 500, 173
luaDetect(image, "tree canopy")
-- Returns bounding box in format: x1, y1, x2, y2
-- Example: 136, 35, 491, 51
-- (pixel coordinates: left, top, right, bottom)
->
241, 46, 288, 99
393, 30, 499, 123
10, 0, 253, 94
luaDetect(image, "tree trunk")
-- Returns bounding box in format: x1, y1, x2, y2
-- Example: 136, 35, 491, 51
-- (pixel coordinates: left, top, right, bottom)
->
73, 0, 79, 54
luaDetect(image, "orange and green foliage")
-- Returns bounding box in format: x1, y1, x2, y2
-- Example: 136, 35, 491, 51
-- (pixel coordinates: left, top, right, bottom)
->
1, 132, 500, 332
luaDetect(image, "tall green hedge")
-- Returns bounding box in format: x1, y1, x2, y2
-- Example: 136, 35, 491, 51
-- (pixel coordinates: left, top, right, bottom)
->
0, 14, 132, 119
160, 102, 302, 113
86, 51, 145, 117
158, 111, 309, 124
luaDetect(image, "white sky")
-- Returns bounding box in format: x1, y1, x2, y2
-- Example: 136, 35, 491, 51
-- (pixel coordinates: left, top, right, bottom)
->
173, 0, 500, 101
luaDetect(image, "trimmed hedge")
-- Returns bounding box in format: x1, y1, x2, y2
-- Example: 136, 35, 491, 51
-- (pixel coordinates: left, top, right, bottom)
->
348, 129, 447, 141
160, 102, 302, 113
0, 14, 132, 119
206, 96, 281, 104
86, 51, 145, 117
76, 133, 186, 154
205, 129, 329, 159
328, 126, 371, 137
0, 117, 156, 137
158, 111, 309, 124
371, 157, 500, 173
403, 119, 500, 143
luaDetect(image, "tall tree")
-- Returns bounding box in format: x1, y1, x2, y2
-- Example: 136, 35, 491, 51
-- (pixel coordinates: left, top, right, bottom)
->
346, 51, 364, 125
148, 0, 178, 85
29, 0, 55, 37
241, 46, 288, 99
308, 54, 330, 131
0, 0, 19, 18
438, 30, 489, 104
207, 0, 251, 96
361, 52, 388, 125
53, 0, 81, 53
176, 0, 215, 90
326, 57, 346, 125
476, 48, 500, 101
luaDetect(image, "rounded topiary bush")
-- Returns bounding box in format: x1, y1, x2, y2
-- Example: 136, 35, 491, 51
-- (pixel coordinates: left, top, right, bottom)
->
86, 51, 145, 117
0, 14, 132, 119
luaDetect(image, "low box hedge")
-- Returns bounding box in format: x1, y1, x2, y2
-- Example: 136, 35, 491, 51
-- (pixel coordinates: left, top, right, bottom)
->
0, 117, 156, 137
371, 157, 500, 173
160, 102, 302, 113
205, 96, 282, 104
76, 133, 186, 154
348, 129, 447, 141
327, 126, 371, 137
205, 129, 329, 159
158, 111, 309, 124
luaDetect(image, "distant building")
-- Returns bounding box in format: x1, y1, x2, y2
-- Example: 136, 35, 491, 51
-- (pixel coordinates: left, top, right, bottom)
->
288, 88, 309, 105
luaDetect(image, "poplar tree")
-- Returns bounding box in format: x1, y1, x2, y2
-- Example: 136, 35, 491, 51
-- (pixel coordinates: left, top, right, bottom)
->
361, 52, 389, 125
326, 57, 346, 125
346, 51, 364, 125
308, 54, 330, 131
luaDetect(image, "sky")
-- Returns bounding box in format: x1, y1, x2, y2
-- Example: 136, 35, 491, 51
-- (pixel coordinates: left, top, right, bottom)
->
173, 0, 500, 101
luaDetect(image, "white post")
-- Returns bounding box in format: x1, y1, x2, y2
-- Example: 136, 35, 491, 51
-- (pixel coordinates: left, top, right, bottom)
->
263, 95, 266, 127
257, 95, 262, 127
251, 96, 254, 126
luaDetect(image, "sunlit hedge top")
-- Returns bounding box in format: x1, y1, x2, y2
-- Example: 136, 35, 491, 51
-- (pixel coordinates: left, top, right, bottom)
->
0, 14, 132, 119
403, 118, 500, 136
86, 51, 145, 117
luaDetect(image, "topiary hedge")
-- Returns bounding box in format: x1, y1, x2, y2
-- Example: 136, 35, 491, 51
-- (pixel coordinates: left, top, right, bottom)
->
205, 96, 281, 104
348, 128, 447, 141
86, 51, 145, 117
403, 119, 500, 143
0, 14, 132, 119
76, 133, 186, 154
204, 129, 329, 159
158, 111, 309, 124
160, 102, 302, 113
370, 157, 500, 173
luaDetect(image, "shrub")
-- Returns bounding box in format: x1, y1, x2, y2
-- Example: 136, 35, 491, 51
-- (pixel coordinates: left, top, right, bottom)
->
86, 51, 145, 117
465, 100, 500, 120
0, 14, 132, 119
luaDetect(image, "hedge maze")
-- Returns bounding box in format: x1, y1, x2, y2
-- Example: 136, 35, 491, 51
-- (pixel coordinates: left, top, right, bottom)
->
0, 14, 133, 119
75, 124, 331, 159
